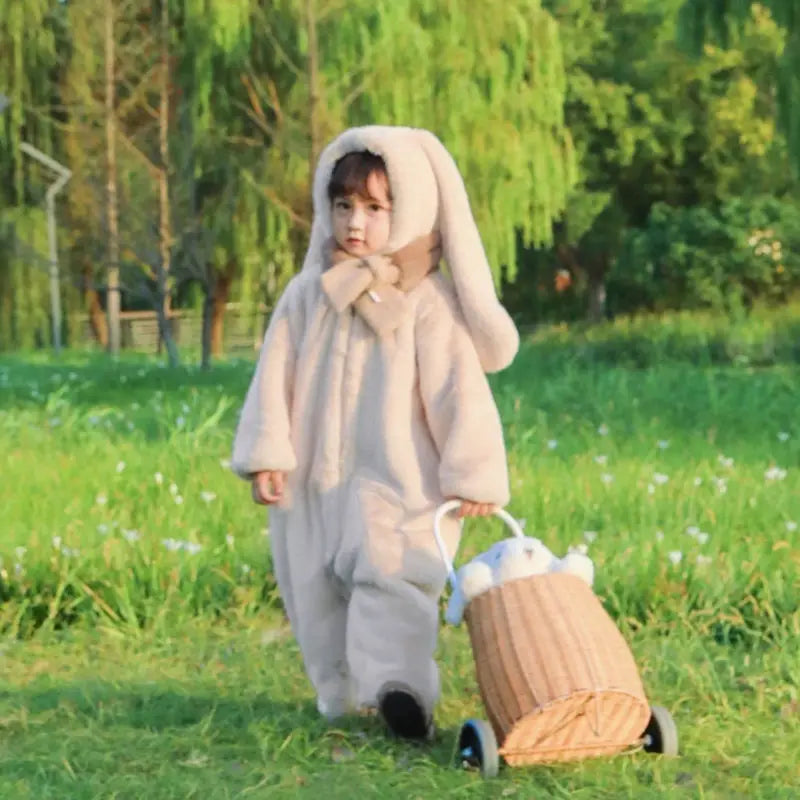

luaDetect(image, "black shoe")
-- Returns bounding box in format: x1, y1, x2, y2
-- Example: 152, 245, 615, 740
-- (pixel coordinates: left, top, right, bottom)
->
377, 682, 435, 741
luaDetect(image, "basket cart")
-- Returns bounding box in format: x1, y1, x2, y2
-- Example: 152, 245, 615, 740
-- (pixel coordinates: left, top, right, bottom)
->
434, 501, 678, 778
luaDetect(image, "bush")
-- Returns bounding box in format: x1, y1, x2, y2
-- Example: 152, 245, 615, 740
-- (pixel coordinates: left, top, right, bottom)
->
611, 196, 800, 314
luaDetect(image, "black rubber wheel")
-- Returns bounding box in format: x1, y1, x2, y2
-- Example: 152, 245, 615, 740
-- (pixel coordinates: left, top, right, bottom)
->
457, 718, 499, 778
642, 705, 679, 756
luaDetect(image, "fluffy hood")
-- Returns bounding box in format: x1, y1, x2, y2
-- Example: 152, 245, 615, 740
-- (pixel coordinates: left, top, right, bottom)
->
301, 125, 519, 373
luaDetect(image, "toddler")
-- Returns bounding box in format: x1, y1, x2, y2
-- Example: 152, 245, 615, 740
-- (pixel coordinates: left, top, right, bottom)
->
232, 126, 518, 739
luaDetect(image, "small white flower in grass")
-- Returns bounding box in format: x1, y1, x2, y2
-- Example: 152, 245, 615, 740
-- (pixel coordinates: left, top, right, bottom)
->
718, 455, 734, 468
765, 466, 787, 482
693, 477, 703, 487
61, 547, 80, 558
696, 532, 709, 545
241, 564, 251, 576
668, 550, 682, 565
169, 482, 178, 495
786, 521, 798, 532
154, 472, 164, 486
49, 417, 61, 427
583, 531, 598, 543
594, 454, 608, 465
184, 542, 202, 555
778, 432, 790, 442
96, 493, 108, 506
226, 534, 235, 547
181, 403, 191, 414
122, 529, 140, 543
200, 491, 217, 503
653, 472, 669, 486
15, 546, 26, 560
655, 530, 664, 542
97, 524, 109, 535
14, 563, 24, 578
176, 416, 186, 429
601, 473, 614, 485
174, 495, 184, 505
657, 440, 669, 450
162, 538, 182, 551
686, 525, 700, 537
695, 554, 713, 567
648, 484, 655, 495
52, 536, 62, 549
116, 461, 126, 473
598, 424, 609, 436
88, 415, 100, 426
547, 439, 558, 450
219, 458, 231, 469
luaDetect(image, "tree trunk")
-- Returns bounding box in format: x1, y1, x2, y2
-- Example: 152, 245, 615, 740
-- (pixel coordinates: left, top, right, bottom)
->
210, 266, 234, 358
587, 258, 608, 323
157, 0, 180, 367
306, 0, 321, 177
83, 265, 108, 347
105, 0, 121, 356
201, 275, 214, 371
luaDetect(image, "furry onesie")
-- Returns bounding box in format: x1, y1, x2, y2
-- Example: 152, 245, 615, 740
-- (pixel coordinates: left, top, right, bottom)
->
231, 126, 518, 719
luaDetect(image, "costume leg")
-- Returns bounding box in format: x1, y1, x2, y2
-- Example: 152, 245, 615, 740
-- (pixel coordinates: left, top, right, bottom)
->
341, 482, 461, 716
270, 495, 353, 718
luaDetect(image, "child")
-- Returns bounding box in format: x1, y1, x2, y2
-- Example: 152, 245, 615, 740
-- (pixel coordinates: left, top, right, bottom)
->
231, 126, 518, 740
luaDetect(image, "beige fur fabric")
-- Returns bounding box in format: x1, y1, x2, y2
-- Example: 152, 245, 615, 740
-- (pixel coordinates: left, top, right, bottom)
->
231, 125, 515, 719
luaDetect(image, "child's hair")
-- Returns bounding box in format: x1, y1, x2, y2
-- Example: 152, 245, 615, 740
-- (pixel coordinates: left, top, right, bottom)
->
327, 150, 391, 203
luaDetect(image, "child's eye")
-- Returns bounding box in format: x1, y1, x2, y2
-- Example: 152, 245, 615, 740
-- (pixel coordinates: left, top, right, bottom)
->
369, 203, 383, 212
335, 199, 350, 210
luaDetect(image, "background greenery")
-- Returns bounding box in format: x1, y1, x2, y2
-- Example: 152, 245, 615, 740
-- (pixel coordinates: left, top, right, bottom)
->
2, 0, 800, 361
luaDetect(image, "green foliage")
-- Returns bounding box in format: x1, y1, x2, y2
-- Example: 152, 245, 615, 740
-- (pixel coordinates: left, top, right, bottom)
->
679, 0, 800, 173
612, 196, 800, 314
0, 208, 51, 350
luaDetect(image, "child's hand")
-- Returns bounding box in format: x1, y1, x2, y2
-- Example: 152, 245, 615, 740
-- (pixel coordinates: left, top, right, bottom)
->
251, 470, 287, 505
451, 499, 496, 518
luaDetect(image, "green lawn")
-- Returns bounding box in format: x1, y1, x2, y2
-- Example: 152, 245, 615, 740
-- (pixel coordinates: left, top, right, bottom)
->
1, 318, 798, 797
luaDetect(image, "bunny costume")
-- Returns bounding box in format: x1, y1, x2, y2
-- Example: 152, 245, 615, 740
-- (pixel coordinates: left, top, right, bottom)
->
231, 126, 518, 719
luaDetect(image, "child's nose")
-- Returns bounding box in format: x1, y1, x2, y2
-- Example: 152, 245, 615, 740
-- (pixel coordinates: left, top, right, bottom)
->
349, 206, 366, 229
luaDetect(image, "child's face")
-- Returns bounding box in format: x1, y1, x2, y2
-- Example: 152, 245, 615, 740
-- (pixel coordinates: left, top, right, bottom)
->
331, 171, 392, 257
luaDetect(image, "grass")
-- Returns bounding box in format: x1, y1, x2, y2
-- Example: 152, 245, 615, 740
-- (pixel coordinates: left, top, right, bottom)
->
1, 310, 799, 797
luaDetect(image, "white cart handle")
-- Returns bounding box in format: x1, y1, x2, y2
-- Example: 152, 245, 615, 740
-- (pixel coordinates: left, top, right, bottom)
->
433, 500, 525, 593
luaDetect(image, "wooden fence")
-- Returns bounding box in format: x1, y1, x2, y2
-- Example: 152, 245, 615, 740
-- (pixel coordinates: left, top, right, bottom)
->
72, 306, 267, 354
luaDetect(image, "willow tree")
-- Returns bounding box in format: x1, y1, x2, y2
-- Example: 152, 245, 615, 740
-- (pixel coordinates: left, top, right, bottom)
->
680, 0, 800, 172
0, 1, 67, 349
243, 0, 574, 295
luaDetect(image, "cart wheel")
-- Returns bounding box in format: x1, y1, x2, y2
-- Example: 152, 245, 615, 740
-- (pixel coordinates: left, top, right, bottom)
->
457, 718, 499, 778
642, 705, 679, 756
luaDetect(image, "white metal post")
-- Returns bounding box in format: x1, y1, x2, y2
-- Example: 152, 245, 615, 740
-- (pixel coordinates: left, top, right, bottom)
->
19, 142, 72, 354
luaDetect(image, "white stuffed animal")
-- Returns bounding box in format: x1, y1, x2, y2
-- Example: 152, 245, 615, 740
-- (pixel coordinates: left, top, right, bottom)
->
553, 550, 595, 587
492, 536, 558, 585
444, 536, 596, 625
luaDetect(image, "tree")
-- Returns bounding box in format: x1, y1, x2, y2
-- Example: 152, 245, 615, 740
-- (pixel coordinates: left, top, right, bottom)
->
526, 0, 789, 322
679, 0, 800, 173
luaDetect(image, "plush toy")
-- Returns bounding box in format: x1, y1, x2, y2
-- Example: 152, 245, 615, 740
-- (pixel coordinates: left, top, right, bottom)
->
444, 536, 596, 625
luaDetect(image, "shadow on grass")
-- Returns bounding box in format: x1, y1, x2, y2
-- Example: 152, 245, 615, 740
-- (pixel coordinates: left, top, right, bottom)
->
0, 680, 462, 767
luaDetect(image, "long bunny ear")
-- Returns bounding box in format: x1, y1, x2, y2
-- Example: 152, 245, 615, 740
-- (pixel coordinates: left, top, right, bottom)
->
416, 129, 519, 373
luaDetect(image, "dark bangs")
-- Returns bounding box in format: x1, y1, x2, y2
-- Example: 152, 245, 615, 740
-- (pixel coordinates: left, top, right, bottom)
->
327, 151, 390, 202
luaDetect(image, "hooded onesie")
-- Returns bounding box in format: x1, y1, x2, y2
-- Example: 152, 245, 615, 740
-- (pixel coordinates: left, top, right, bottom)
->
231, 126, 519, 719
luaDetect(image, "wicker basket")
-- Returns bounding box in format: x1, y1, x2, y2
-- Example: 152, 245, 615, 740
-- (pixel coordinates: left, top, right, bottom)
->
464, 571, 650, 765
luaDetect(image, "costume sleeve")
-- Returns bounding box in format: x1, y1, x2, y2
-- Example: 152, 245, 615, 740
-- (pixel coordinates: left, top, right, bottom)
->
230, 277, 304, 479
415, 278, 511, 507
